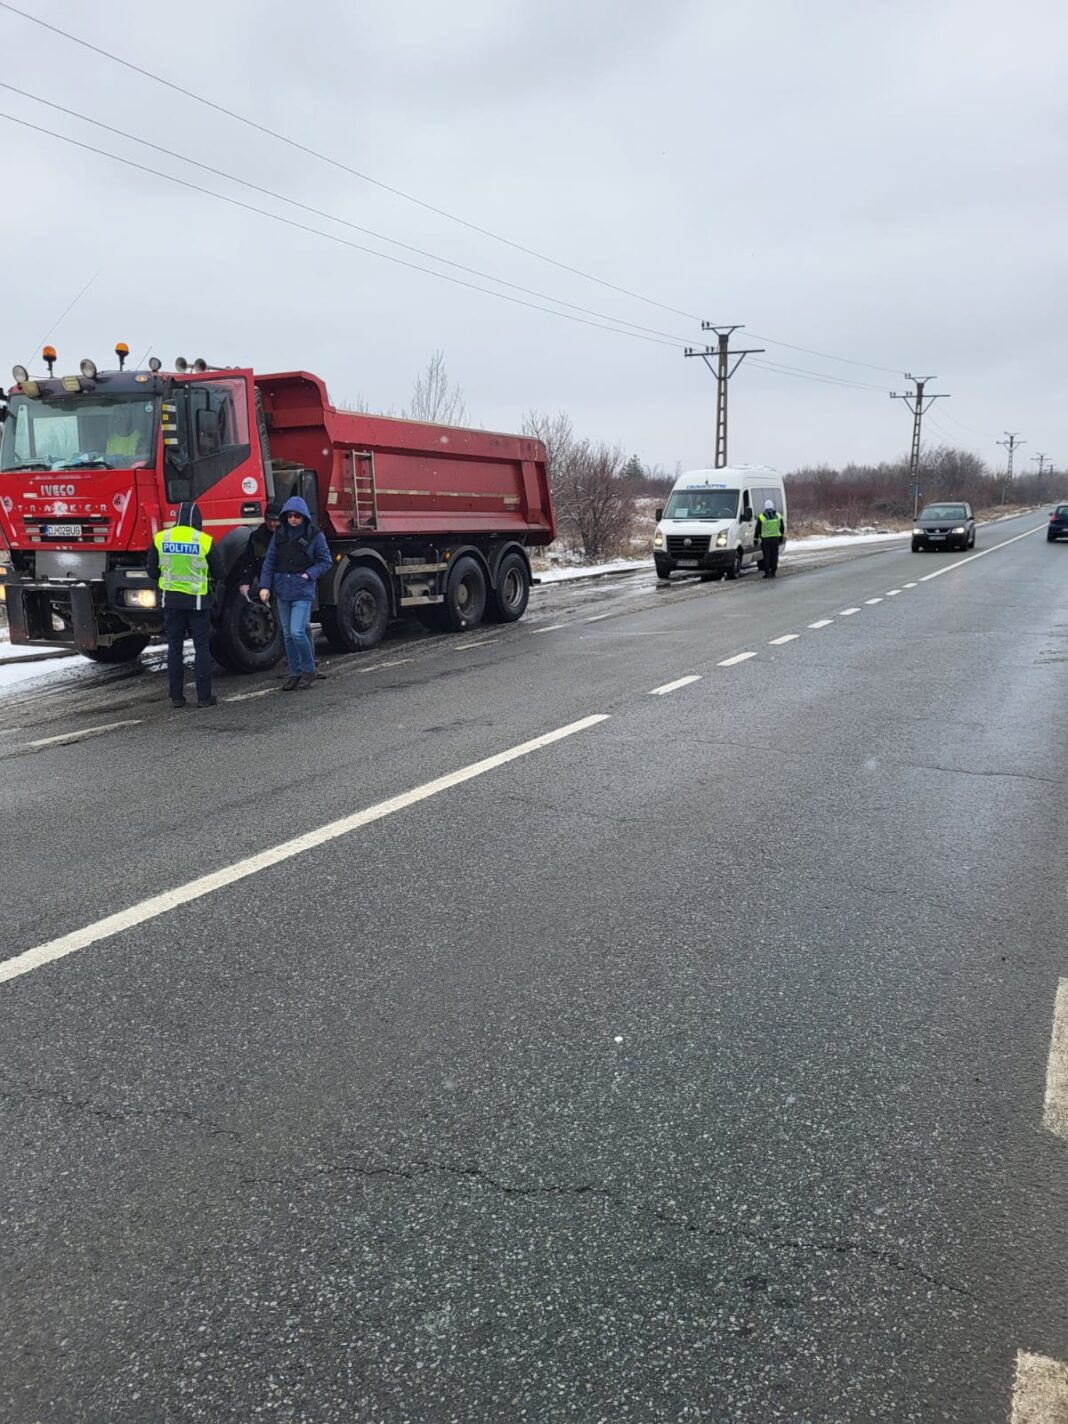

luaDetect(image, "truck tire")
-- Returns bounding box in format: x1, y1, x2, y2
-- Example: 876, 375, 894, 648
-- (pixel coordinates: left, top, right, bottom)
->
210, 587, 283, 673
81, 634, 150, 664
443, 556, 486, 632
332, 566, 390, 651
487, 551, 530, 622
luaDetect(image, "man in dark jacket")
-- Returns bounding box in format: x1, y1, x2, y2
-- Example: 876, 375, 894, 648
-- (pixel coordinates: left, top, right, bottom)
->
755, 499, 786, 579
235, 501, 282, 599
258, 495, 333, 689
146, 500, 224, 708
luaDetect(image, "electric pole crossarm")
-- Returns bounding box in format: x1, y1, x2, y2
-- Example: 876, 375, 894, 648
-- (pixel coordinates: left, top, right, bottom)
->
685, 323, 764, 468
891, 375, 950, 519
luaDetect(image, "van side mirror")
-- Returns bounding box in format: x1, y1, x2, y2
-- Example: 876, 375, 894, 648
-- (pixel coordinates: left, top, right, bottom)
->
743, 507, 753, 522
655, 507, 663, 522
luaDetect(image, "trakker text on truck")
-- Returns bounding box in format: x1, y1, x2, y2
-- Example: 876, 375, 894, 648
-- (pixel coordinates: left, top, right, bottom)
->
0, 345, 554, 671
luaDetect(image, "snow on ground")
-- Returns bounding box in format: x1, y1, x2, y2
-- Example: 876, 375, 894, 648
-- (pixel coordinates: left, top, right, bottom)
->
534, 558, 647, 583
0, 651, 80, 689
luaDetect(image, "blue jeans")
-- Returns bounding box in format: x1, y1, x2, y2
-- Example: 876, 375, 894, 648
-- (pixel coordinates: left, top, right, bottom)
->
276, 596, 316, 675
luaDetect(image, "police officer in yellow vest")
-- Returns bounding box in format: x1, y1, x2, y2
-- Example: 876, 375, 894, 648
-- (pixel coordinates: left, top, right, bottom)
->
756, 499, 786, 579
146, 501, 224, 708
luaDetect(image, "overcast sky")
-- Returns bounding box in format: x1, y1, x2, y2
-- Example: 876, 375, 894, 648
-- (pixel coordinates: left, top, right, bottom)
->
2, 0, 1065, 474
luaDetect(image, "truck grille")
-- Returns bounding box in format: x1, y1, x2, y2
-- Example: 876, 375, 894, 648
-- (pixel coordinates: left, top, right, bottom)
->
666, 535, 711, 556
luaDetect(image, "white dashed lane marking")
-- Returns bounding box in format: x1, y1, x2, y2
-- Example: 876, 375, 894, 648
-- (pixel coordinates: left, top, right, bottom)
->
649, 675, 701, 696
1012, 1349, 1068, 1422
585, 613, 612, 623
26, 719, 141, 750
887, 589, 902, 596
865, 597, 883, 605
904, 582, 918, 588
769, 634, 800, 645
532, 623, 566, 634
455, 637, 499, 650
808, 619, 833, 629
1043, 978, 1068, 1141
840, 607, 861, 616
0, 714, 611, 986
224, 688, 276, 703
718, 652, 757, 667
358, 657, 415, 673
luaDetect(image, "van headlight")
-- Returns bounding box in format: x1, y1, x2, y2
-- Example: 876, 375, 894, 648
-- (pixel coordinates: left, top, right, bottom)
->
715, 529, 729, 547
653, 531, 664, 549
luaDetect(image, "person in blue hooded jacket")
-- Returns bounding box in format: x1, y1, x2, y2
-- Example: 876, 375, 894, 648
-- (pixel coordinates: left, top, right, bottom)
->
258, 495, 333, 689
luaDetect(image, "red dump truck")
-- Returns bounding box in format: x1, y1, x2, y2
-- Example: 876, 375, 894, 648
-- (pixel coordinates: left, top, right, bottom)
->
0, 347, 554, 671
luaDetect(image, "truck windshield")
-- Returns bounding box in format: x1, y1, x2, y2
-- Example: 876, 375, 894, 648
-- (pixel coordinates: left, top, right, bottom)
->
662, 488, 739, 520
0, 393, 158, 472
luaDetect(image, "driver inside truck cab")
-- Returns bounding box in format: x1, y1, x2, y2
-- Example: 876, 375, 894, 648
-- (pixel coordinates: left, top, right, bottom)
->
105, 403, 147, 464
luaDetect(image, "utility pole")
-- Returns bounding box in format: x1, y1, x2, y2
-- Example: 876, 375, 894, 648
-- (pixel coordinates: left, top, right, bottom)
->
890, 375, 949, 518
1032, 451, 1048, 503
996, 431, 1025, 506
684, 323, 764, 468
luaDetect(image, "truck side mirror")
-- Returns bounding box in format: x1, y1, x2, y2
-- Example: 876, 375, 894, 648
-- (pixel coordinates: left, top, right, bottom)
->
655, 507, 663, 522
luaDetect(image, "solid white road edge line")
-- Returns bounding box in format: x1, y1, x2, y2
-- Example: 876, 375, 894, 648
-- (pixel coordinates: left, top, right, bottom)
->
0, 713, 611, 987
769, 634, 800, 645
649, 675, 701, 695
718, 652, 757, 667
1012, 1349, 1068, 1422
1042, 978, 1068, 1141
918, 525, 1044, 583
26, 719, 141, 749
808, 619, 833, 629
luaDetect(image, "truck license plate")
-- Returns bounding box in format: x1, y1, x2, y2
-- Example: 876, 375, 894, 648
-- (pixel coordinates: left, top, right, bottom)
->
45, 523, 82, 538
677, 558, 699, 567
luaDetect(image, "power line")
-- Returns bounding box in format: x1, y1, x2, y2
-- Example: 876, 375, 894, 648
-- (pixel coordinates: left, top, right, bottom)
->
0, 0, 916, 382
0, 110, 688, 351
748, 358, 893, 393
0, 0, 698, 325
0, 81, 699, 348
0, 109, 926, 406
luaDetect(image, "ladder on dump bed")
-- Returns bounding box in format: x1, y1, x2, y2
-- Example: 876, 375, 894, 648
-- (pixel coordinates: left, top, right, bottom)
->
347, 449, 379, 529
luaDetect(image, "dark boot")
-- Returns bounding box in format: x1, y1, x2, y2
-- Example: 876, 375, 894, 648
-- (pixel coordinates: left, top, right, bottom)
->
298, 671, 317, 689
282, 675, 301, 691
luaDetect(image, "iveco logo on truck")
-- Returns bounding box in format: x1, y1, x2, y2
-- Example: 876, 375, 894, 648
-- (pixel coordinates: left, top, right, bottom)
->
40, 484, 76, 496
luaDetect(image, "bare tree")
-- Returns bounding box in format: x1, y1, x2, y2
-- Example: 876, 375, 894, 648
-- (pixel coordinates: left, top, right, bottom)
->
405, 350, 468, 426
524, 411, 631, 559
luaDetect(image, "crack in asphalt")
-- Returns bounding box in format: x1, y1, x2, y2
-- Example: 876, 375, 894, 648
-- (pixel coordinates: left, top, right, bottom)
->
902, 761, 1063, 786
238, 1156, 972, 1298
0, 1087, 241, 1140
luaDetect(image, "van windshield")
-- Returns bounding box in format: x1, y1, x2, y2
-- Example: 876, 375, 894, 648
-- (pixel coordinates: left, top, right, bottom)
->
663, 488, 739, 521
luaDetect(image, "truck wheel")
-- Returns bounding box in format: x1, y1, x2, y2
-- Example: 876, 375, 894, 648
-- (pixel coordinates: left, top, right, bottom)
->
487, 551, 530, 622
333, 566, 390, 651
81, 634, 150, 664
210, 587, 283, 673
724, 548, 743, 580
443, 557, 486, 632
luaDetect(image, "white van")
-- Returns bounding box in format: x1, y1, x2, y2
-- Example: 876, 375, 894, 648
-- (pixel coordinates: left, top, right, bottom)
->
652, 465, 786, 582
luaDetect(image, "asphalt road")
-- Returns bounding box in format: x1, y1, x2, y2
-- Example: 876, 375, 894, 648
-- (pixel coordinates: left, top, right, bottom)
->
3, 513, 1067, 1422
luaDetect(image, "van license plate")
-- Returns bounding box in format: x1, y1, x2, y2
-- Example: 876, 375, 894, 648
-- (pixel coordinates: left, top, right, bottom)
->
677, 558, 699, 567
45, 523, 82, 538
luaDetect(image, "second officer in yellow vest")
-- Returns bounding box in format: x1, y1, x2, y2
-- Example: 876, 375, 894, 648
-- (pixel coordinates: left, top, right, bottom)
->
146, 500, 224, 708
755, 499, 786, 579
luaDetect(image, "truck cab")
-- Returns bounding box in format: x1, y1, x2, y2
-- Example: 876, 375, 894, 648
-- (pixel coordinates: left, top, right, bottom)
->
0, 349, 275, 664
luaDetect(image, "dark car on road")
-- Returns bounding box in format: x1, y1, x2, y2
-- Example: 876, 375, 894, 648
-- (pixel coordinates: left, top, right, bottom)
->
912, 502, 975, 552
1047, 505, 1068, 541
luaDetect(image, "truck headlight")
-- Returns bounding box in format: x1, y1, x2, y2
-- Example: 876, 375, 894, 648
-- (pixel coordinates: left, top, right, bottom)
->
653, 531, 664, 549
715, 529, 729, 547
123, 588, 158, 609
